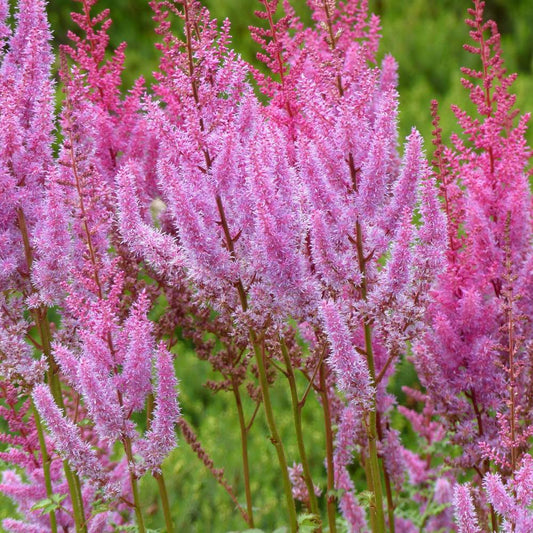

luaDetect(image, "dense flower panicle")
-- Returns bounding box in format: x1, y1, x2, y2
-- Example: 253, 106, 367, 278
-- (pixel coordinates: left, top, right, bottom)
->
453, 484, 482, 533
79, 356, 127, 442
305, 0, 380, 63
155, 154, 241, 302
63, 0, 126, 113
116, 161, 181, 278
416, 173, 448, 271
31, 180, 75, 305
380, 211, 413, 297
151, 0, 249, 126
0, 0, 55, 292
250, 0, 291, 78
357, 88, 397, 222
415, 0, 533, 477
481, 456, 533, 532
119, 293, 156, 412
0, 325, 46, 386
0, 0, 9, 43
50, 290, 175, 441
33, 91, 122, 307
320, 301, 373, 407
32, 385, 106, 484
60, 0, 150, 180
137, 344, 179, 474
246, 120, 316, 320
385, 129, 425, 233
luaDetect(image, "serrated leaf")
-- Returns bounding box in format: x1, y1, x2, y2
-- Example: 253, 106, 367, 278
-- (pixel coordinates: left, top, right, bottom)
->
298, 512, 322, 532
31, 494, 67, 514
356, 490, 374, 507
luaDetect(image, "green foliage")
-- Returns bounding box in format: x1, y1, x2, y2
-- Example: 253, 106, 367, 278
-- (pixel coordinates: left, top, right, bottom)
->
395, 481, 451, 531
297, 513, 322, 533
137, 342, 329, 531
30, 494, 67, 515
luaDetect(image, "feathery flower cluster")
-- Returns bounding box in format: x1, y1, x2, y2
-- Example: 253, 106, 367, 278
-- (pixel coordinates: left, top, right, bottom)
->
0, 0, 531, 531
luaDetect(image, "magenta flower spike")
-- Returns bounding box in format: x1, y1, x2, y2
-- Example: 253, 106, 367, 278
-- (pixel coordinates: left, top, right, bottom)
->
320, 301, 373, 408
454, 484, 482, 533
137, 343, 179, 475
32, 385, 105, 485
0, 0, 54, 292
415, 0, 533, 485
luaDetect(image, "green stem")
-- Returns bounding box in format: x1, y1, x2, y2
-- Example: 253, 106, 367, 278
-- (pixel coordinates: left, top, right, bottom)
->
62, 460, 86, 533
319, 364, 337, 533
250, 331, 298, 532
280, 338, 320, 522
146, 393, 175, 532
232, 380, 255, 528
154, 472, 174, 533
33, 405, 58, 533
376, 412, 395, 533
363, 454, 377, 533
123, 437, 146, 533
356, 220, 385, 533
363, 324, 386, 533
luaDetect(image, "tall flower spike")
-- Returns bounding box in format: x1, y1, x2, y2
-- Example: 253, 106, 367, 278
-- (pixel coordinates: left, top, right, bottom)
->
385, 128, 425, 234
453, 484, 482, 533
483, 457, 533, 532
32, 385, 106, 485
119, 292, 155, 413
137, 344, 179, 475
0, 0, 55, 292
0, 0, 9, 45
63, 0, 126, 113
415, 0, 533, 479
78, 356, 126, 443
357, 87, 397, 222
320, 301, 373, 407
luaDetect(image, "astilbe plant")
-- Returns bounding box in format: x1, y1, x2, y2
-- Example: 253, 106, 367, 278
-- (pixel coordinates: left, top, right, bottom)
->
413, 1, 533, 531
0, 0, 532, 531
0, 0, 179, 531
117, 1, 449, 531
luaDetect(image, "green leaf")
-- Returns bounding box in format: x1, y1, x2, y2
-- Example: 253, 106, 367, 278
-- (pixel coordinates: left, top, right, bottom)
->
326, 488, 345, 500
31, 494, 67, 514
298, 512, 322, 532
356, 490, 374, 508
